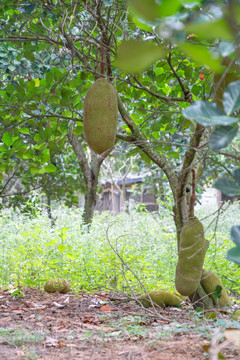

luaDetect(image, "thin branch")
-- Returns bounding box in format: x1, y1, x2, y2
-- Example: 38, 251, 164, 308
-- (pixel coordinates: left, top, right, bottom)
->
167, 52, 193, 104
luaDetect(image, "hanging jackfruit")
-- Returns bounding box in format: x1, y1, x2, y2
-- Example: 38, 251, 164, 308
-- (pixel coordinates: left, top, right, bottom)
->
83, 78, 118, 154
175, 217, 208, 296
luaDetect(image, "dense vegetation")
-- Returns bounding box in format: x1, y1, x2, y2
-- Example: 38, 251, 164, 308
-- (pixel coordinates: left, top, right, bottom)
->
1, 202, 239, 297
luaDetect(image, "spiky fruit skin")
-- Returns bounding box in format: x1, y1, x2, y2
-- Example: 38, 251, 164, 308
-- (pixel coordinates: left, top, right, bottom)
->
44, 278, 70, 294
201, 270, 232, 307
83, 78, 118, 154
138, 290, 182, 308
175, 217, 208, 296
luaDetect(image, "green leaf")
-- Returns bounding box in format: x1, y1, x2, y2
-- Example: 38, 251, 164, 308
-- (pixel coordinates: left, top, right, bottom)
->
66, 253, 76, 260
231, 226, 240, 246
178, 42, 224, 73
158, 0, 181, 17
57, 244, 66, 253
46, 71, 54, 87
61, 88, 72, 100
128, 0, 181, 20
167, 151, 179, 159
128, 0, 161, 21
214, 177, 240, 196
21, 3, 37, 14
44, 239, 58, 246
132, 17, 153, 31
183, 101, 221, 123
223, 80, 240, 115
185, 19, 233, 41
44, 164, 57, 173
2, 132, 13, 147
10, 289, 24, 298
19, 127, 30, 134
213, 285, 222, 300
116, 40, 167, 74
227, 246, 240, 265
209, 125, 238, 151
183, 101, 238, 126
204, 115, 239, 126
8, 65, 16, 71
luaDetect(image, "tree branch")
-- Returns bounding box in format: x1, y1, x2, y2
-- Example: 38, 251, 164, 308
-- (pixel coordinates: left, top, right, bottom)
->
117, 94, 178, 194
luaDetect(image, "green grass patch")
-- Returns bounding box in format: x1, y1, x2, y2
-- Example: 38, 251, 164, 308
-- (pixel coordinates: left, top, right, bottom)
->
0, 202, 239, 294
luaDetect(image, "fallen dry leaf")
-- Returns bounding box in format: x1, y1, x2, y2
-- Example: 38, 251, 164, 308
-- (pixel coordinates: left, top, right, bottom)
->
100, 304, 116, 312
58, 341, 67, 348
43, 336, 60, 347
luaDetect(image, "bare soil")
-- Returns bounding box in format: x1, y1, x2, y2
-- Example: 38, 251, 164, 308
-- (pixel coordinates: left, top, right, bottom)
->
0, 287, 239, 360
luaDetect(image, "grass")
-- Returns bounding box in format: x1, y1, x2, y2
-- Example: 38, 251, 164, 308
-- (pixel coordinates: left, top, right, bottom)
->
0, 201, 239, 296
0, 327, 45, 346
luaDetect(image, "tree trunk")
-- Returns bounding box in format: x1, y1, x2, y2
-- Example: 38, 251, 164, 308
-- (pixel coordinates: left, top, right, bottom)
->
82, 151, 101, 226
46, 193, 55, 228
68, 128, 110, 228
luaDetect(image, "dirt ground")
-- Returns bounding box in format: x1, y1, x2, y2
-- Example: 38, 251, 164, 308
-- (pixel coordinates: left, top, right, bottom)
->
0, 287, 239, 360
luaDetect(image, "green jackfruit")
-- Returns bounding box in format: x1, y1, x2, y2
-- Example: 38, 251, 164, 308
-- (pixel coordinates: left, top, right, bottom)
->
201, 270, 232, 307
138, 290, 182, 308
83, 78, 118, 154
44, 278, 70, 294
175, 217, 208, 296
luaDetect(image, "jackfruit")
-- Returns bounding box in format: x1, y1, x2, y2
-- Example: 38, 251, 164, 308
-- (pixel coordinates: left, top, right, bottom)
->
200, 270, 232, 307
83, 78, 118, 154
44, 278, 70, 294
175, 217, 208, 296
138, 290, 182, 308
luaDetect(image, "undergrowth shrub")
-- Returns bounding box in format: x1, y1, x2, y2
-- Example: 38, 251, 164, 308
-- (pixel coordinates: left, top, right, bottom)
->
0, 202, 239, 295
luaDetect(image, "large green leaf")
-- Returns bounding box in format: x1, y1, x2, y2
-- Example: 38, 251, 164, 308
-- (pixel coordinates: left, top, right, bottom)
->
208, 125, 238, 151
214, 177, 240, 196
185, 19, 233, 41
158, 0, 181, 17
227, 246, 240, 265
132, 17, 153, 31
223, 80, 240, 115
231, 226, 240, 246
128, 0, 161, 21
183, 101, 222, 124
183, 101, 238, 125
178, 42, 224, 73
116, 40, 167, 74
44, 164, 57, 173
2, 132, 13, 147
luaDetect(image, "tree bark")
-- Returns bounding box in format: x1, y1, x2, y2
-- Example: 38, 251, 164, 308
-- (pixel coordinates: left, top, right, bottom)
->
46, 193, 55, 228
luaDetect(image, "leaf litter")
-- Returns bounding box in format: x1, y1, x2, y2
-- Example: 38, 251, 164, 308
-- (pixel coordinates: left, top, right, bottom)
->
0, 287, 239, 360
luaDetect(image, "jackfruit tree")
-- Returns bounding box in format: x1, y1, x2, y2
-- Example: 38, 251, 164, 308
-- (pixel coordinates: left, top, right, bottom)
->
0, 0, 239, 307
